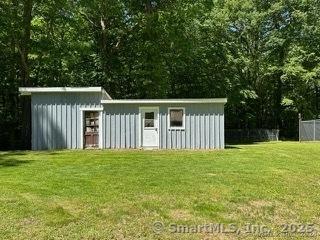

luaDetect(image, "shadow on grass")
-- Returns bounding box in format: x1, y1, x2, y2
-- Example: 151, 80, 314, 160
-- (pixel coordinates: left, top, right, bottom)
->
0, 159, 31, 167
225, 145, 242, 149
225, 141, 276, 149
226, 140, 276, 146
42, 151, 62, 155
0, 152, 32, 167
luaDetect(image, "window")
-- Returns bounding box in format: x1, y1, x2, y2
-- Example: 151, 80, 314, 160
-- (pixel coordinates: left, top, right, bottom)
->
144, 112, 154, 128
168, 108, 185, 129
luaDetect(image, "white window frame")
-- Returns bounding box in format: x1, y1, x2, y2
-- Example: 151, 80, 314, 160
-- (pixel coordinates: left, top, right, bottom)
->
168, 107, 185, 130
80, 107, 103, 149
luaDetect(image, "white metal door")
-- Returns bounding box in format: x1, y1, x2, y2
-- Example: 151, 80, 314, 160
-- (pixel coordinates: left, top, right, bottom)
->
140, 107, 159, 148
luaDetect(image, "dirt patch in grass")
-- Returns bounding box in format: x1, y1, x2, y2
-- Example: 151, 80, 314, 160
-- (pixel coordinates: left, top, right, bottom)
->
236, 200, 275, 221
249, 200, 273, 208
54, 199, 86, 216
19, 217, 39, 227
169, 209, 193, 221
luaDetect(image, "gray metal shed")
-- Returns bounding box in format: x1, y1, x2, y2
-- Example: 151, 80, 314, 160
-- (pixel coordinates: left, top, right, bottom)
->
19, 87, 227, 150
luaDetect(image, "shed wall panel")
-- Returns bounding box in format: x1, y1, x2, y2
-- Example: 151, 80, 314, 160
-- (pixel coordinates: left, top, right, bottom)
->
31, 95, 225, 150
102, 103, 225, 149
31, 92, 102, 150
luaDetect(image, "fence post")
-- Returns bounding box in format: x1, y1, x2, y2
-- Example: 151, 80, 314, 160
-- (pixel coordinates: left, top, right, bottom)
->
298, 113, 301, 142
314, 120, 316, 141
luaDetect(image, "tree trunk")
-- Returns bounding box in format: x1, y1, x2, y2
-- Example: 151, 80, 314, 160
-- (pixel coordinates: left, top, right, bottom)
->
145, 0, 152, 13
315, 84, 319, 113
20, 0, 32, 86
20, 0, 33, 149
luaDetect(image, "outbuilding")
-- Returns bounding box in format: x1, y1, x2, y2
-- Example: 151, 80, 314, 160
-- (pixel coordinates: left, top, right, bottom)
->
19, 87, 227, 150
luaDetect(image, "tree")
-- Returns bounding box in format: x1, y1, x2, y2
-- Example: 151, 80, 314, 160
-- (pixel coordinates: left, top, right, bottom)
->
0, 0, 319, 149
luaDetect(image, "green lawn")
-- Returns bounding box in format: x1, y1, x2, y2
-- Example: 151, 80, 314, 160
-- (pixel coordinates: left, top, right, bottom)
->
0, 142, 319, 239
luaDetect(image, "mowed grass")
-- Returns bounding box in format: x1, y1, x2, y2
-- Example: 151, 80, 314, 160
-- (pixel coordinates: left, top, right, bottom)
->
0, 142, 319, 239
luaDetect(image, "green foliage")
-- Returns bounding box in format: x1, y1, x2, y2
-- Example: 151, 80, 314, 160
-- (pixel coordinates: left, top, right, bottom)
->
0, 0, 320, 148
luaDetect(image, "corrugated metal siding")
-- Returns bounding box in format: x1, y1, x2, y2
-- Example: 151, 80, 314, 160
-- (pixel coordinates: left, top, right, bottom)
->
102, 103, 225, 149
31, 92, 102, 150
31, 94, 225, 150
102, 104, 140, 149
158, 103, 224, 149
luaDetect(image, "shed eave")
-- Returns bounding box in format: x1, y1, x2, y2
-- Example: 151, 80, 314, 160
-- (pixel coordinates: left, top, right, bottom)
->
19, 87, 112, 99
101, 98, 227, 104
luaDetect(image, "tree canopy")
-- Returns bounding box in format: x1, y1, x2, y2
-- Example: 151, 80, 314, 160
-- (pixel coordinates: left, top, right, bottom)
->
0, 0, 319, 149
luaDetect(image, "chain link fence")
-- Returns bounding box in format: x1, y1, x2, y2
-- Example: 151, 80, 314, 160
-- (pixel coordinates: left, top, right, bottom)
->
225, 129, 279, 143
299, 119, 320, 141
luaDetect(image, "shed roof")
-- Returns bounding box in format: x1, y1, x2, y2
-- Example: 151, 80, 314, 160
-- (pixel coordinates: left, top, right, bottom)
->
19, 87, 227, 104
19, 87, 112, 100
101, 99, 227, 104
